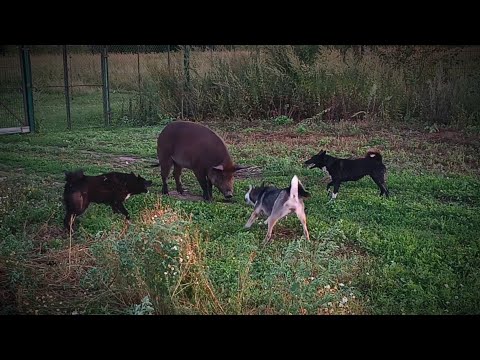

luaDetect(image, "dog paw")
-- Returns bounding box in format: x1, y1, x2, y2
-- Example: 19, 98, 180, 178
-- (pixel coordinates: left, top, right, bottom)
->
261, 240, 271, 247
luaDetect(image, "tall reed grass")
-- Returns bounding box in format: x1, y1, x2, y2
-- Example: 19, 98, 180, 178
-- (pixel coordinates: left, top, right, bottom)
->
22, 45, 480, 126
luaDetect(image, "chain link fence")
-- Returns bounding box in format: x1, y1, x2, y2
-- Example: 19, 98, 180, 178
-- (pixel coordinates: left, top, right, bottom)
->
1, 45, 479, 133
26, 45, 187, 132
0, 46, 30, 133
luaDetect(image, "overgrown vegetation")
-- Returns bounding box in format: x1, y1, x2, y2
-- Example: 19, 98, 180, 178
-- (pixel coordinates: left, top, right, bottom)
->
10, 45, 478, 131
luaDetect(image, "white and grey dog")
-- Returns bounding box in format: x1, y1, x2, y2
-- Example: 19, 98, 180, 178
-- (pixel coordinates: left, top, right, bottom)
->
244, 175, 310, 245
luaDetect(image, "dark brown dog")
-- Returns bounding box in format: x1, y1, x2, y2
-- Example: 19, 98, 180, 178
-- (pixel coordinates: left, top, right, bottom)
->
63, 170, 152, 230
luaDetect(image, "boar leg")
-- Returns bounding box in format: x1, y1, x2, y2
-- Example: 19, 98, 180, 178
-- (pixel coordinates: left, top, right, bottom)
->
193, 170, 211, 201
173, 163, 184, 194
206, 178, 213, 199
160, 158, 173, 195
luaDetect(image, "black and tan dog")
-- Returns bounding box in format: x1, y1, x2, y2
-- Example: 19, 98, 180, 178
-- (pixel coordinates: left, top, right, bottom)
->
244, 175, 310, 245
63, 170, 152, 230
304, 149, 389, 198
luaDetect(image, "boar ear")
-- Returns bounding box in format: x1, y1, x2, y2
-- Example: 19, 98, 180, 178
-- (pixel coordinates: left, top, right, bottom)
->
212, 164, 224, 171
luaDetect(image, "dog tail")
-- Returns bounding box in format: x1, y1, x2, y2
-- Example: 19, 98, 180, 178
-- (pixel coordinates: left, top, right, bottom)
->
366, 149, 382, 162
290, 175, 310, 200
64, 170, 85, 184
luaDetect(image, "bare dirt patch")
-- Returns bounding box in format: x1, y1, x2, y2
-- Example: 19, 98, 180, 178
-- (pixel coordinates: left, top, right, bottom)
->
167, 190, 204, 202
426, 130, 480, 147
116, 156, 143, 165
236, 166, 263, 179
75, 150, 155, 168
223, 125, 480, 176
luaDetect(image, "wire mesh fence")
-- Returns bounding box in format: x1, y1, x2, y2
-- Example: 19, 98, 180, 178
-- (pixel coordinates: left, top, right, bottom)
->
107, 45, 170, 127
1, 45, 479, 133
0, 47, 28, 133
28, 45, 106, 132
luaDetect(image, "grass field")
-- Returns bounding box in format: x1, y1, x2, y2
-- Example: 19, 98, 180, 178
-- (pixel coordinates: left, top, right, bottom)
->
31, 91, 148, 133
1, 117, 479, 315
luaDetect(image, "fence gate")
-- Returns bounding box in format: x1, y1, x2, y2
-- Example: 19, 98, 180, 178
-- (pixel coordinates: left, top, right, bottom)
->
0, 46, 34, 134
28, 45, 108, 132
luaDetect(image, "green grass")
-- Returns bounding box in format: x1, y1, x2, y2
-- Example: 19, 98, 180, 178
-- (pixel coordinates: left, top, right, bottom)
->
1, 121, 479, 315
19, 91, 165, 133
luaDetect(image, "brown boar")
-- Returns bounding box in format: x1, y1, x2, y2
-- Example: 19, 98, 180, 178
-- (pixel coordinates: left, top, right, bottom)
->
154, 121, 244, 201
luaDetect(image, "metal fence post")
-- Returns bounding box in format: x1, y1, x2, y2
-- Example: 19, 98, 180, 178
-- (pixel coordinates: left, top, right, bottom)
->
183, 45, 191, 118
137, 45, 141, 92
20, 45, 35, 133
167, 45, 171, 71
63, 45, 72, 130
101, 46, 111, 126
184, 45, 191, 90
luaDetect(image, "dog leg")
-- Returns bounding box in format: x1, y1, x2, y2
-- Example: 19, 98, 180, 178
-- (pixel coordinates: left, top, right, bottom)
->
245, 209, 261, 229
326, 181, 333, 192
331, 182, 341, 199
378, 182, 389, 197
295, 206, 310, 241
115, 202, 131, 220
382, 183, 389, 197
263, 215, 280, 245
370, 175, 389, 197
263, 204, 293, 245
